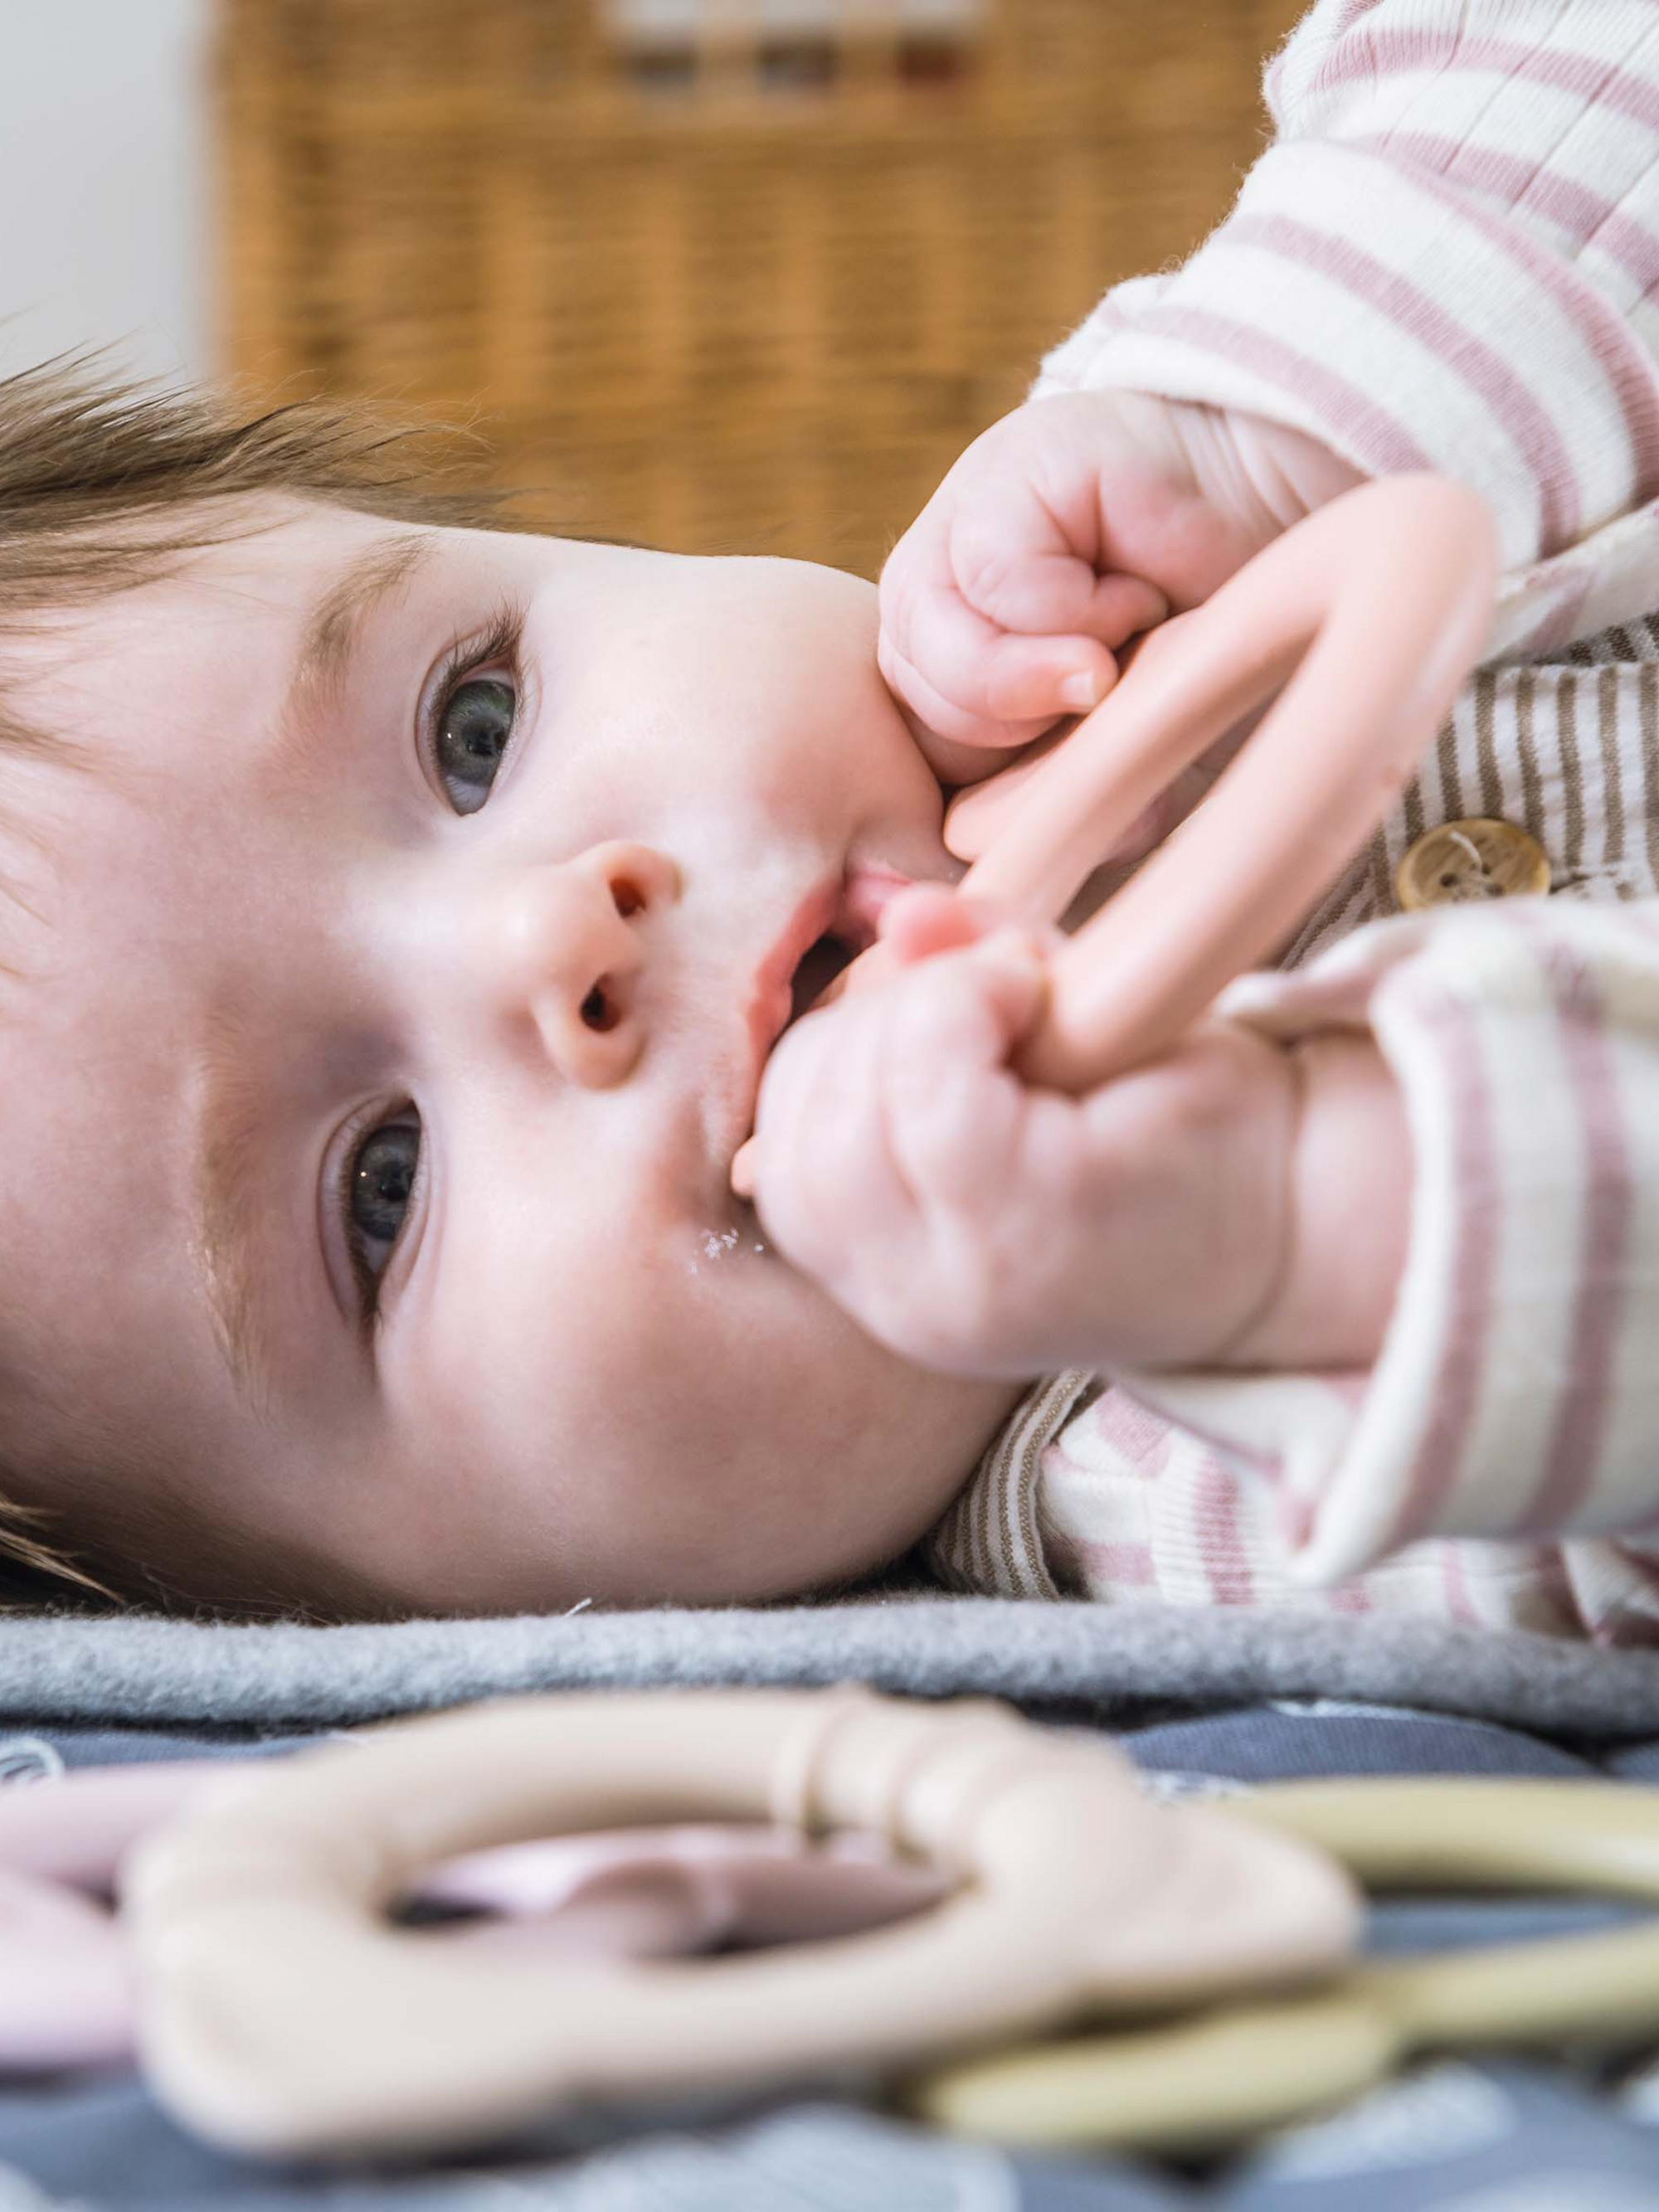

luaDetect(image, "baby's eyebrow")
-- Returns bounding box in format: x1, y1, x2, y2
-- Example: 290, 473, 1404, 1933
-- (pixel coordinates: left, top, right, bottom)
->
274, 531, 438, 783
188, 1004, 287, 1413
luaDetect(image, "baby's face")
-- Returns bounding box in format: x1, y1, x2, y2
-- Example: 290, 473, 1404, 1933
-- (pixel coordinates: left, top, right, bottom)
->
1, 503, 1019, 1612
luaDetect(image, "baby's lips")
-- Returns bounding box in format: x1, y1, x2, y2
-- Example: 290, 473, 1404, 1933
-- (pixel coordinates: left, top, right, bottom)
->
731, 937, 907, 1202
729, 926, 1037, 1199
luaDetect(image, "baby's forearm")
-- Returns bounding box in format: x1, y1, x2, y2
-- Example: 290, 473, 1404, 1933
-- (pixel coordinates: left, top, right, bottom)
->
1221, 1034, 1410, 1371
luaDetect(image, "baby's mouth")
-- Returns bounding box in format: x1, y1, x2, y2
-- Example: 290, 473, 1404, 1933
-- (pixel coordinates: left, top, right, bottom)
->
782, 865, 912, 1028
785, 929, 861, 1029
732, 871, 908, 1198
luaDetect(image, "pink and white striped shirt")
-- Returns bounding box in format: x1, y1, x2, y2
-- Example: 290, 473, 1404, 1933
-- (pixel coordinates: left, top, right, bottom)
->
926, 0, 1659, 1644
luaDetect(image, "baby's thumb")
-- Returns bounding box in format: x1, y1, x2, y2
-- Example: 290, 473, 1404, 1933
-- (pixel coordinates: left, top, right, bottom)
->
973, 930, 1051, 1043
980, 634, 1120, 722
893, 928, 1050, 1076
878, 885, 1011, 965
976, 563, 1167, 724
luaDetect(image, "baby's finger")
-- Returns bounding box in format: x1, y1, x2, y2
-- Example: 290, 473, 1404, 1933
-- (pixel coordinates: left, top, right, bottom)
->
747, 992, 917, 1253
980, 634, 1119, 722
949, 503, 1168, 651
878, 613, 1059, 758
882, 549, 1164, 751
883, 931, 1050, 1087
877, 886, 1052, 970
874, 938, 1049, 1211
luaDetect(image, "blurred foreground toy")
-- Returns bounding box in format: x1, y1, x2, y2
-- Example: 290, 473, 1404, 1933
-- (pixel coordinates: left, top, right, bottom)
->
65, 1682, 1659, 2163
122, 1685, 1357, 2159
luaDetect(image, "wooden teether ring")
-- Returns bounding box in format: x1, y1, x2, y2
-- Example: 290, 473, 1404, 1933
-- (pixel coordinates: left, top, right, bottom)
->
901, 474, 1497, 1091
121, 1687, 1358, 2160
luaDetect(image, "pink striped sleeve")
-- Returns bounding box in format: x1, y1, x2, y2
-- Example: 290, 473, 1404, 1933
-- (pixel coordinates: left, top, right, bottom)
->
1032, 0, 1659, 576
1122, 898, 1659, 1585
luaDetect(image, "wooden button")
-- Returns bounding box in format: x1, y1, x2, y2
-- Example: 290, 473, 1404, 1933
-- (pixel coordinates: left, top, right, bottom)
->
1396, 818, 1551, 911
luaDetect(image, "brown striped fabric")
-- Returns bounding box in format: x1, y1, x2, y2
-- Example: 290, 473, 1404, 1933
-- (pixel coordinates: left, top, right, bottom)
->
925, 1373, 1096, 1600
1291, 620, 1659, 968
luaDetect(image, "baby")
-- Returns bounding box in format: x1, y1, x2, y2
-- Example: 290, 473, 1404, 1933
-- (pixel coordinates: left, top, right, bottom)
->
7, 0, 1659, 1635
0, 405, 1031, 1619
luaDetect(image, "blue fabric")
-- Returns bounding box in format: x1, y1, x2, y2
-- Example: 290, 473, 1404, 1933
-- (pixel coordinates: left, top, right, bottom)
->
6, 1699, 1659, 2205
1119, 1698, 1598, 1784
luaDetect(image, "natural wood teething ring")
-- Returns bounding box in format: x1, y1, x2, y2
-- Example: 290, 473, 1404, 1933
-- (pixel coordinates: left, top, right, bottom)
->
121, 1686, 1359, 2160
854, 472, 1499, 1091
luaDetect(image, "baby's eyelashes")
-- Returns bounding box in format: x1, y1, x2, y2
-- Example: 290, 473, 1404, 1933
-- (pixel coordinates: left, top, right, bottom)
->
420, 605, 526, 815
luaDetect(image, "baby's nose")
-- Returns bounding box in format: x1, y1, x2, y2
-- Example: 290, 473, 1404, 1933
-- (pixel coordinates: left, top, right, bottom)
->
492, 843, 679, 1087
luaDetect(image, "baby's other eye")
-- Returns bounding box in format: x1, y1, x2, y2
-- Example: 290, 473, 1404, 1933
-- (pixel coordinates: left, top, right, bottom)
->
346, 1120, 421, 1293
433, 674, 516, 814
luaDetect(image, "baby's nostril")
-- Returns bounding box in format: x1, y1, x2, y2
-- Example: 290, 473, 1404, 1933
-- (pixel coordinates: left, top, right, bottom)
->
581, 983, 620, 1033
611, 878, 645, 919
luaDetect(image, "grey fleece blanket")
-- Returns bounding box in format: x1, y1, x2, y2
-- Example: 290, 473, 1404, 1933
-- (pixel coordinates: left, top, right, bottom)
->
5, 1595, 1659, 1738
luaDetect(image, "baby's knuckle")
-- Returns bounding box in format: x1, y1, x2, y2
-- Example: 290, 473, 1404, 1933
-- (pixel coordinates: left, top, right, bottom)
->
888, 1078, 987, 1199
875, 630, 909, 699
951, 528, 1026, 621
800, 1130, 878, 1223
876, 559, 923, 642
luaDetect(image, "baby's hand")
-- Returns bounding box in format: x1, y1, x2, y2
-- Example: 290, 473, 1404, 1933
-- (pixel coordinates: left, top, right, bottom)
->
746, 888, 1306, 1379
878, 390, 1366, 782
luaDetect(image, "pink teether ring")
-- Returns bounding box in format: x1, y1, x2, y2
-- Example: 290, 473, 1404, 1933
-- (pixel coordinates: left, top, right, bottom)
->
731, 478, 1494, 1198
838, 474, 1496, 1094
0, 1763, 940, 2072
971, 474, 1496, 1087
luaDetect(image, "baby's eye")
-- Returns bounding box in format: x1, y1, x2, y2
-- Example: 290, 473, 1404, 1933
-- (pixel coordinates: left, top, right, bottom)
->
346, 1120, 421, 1288
433, 674, 516, 814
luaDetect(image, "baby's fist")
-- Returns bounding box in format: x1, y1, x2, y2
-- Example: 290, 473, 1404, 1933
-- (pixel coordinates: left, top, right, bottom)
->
745, 892, 1080, 1377
878, 389, 1365, 781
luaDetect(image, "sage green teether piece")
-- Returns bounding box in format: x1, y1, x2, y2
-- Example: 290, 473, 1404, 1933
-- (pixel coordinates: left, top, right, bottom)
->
904, 1776, 1659, 2155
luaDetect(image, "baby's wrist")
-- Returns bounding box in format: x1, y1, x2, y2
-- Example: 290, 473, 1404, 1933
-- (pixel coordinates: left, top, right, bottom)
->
1219, 1033, 1410, 1371
1211, 406, 1368, 539
1068, 390, 1360, 530
1075, 389, 1369, 599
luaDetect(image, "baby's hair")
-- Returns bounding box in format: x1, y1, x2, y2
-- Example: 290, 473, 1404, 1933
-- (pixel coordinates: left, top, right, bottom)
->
0, 349, 501, 602
0, 348, 511, 1610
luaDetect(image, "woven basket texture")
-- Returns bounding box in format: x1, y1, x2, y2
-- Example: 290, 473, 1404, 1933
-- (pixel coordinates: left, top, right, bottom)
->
216, 0, 1303, 574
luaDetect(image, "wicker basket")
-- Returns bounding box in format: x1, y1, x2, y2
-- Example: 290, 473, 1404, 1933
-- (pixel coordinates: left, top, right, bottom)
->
216, 0, 1302, 574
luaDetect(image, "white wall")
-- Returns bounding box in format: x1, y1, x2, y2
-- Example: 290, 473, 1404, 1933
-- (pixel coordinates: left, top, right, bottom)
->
0, 0, 208, 381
